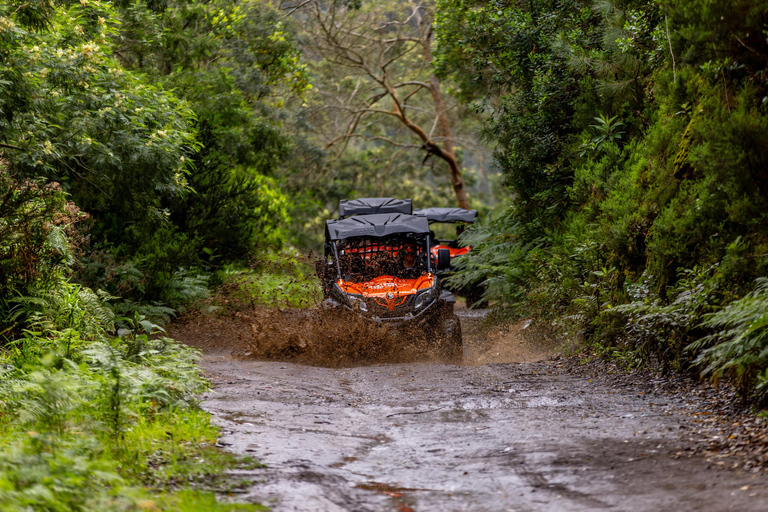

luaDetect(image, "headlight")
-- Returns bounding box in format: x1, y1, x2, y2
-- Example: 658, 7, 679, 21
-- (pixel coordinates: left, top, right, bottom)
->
413, 289, 434, 310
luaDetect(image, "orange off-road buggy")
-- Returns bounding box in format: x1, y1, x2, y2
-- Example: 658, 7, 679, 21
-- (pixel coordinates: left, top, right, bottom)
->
318, 199, 462, 361
414, 207, 486, 308
413, 207, 478, 267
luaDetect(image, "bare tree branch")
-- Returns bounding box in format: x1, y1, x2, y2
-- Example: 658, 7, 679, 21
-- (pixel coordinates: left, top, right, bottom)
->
279, 0, 314, 17
294, 0, 470, 208
327, 132, 423, 149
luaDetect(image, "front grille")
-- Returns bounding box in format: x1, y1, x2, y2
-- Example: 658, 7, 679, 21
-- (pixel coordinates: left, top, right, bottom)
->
365, 294, 415, 318
356, 296, 439, 324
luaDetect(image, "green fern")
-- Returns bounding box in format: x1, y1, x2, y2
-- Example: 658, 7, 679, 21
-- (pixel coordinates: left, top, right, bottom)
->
690, 278, 768, 400
445, 208, 536, 308
10, 280, 116, 340
612, 266, 719, 368
44, 224, 74, 265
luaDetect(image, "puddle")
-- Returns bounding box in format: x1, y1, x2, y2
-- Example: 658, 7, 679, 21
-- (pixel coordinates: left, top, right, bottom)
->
355, 482, 425, 493
219, 411, 266, 424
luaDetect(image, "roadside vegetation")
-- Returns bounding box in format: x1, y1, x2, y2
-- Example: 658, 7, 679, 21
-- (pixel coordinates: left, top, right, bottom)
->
436, 0, 768, 404
0, 191, 264, 509
214, 252, 323, 313
0, 0, 298, 508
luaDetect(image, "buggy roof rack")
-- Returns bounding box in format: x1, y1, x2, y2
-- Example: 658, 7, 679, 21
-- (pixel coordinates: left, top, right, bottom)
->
326, 213, 429, 241
413, 207, 477, 224
339, 197, 412, 218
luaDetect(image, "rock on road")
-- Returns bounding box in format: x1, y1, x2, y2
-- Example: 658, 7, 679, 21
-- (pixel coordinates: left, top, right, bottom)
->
201, 351, 768, 511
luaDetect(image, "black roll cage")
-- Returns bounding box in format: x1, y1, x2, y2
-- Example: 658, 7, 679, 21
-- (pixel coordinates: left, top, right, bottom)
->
326, 234, 434, 282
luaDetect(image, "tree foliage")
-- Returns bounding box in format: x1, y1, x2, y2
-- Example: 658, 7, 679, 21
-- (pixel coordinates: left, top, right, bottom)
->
285, 0, 495, 215
1, 1, 196, 229
437, 0, 768, 401
1, 0, 313, 303
105, 0, 310, 293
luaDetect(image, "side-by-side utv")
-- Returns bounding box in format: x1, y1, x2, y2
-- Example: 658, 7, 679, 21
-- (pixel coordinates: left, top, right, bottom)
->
414, 207, 486, 308
318, 211, 462, 361
413, 207, 478, 268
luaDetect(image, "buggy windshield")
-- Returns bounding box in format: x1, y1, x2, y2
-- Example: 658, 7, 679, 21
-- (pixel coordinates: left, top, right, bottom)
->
334, 236, 429, 283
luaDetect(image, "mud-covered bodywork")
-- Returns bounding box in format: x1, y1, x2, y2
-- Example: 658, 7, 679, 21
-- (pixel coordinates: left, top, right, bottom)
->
322, 213, 442, 322
335, 274, 441, 321
319, 210, 461, 359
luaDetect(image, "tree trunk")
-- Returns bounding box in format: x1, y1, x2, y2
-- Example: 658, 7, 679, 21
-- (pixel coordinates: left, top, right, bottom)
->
423, 34, 469, 209
390, 96, 469, 210
428, 74, 469, 209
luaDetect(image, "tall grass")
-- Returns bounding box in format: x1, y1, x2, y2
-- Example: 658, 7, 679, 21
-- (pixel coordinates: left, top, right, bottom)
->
216, 250, 322, 311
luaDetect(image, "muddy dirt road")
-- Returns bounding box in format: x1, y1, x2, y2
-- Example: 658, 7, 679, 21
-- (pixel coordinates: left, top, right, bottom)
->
194, 311, 768, 511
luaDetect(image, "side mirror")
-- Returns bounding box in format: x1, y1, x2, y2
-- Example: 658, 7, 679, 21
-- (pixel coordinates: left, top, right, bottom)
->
437, 248, 451, 271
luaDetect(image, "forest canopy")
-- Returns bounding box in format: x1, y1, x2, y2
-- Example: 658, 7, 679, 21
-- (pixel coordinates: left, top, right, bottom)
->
1, 0, 306, 305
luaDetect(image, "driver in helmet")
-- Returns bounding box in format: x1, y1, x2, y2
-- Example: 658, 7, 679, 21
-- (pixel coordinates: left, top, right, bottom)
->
398, 239, 425, 278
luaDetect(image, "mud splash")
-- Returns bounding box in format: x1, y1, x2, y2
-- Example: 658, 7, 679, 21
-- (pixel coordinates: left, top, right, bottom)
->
172, 306, 449, 367
171, 303, 561, 369
238, 307, 441, 366
467, 317, 559, 365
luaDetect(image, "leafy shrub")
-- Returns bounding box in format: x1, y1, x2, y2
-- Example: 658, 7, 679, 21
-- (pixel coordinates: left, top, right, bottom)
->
215, 250, 322, 311
161, 270, 211, 310
0, 433, 126, 512
612, 265, 719, 371
0, 172, 89, 339
690, 278, 768, 401
445, 208, 536, 312
10, 281, 115, 340
0, 273, 252, 510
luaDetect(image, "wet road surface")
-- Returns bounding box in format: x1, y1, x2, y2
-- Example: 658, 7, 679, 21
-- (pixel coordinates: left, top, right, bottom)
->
198, 314, 768, 511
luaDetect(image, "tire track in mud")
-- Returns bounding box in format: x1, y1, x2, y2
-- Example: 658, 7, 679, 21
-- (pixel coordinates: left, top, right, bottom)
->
174, 310, 768, 511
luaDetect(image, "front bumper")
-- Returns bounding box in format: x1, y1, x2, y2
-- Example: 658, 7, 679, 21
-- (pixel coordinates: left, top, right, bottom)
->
321, 290, 454, 324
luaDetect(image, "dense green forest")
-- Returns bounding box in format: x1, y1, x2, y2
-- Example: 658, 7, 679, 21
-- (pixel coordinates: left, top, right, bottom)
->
436, 0, 768, 401
1, 0, 768, 508
0, 0, 303, 509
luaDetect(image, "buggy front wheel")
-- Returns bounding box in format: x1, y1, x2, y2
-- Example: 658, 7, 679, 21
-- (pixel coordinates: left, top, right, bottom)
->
437, 314, 463, 363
